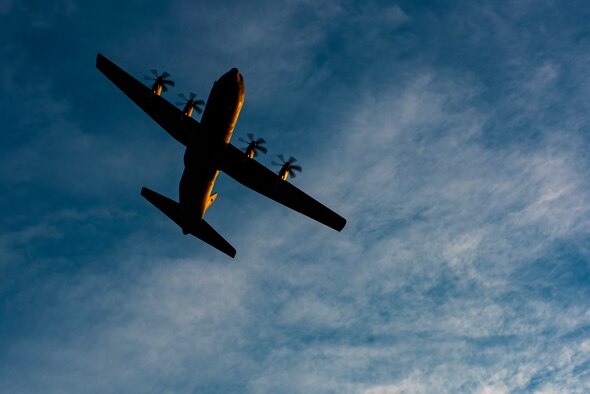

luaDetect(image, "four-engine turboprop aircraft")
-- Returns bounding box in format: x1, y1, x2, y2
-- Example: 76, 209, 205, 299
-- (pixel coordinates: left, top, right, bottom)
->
96, 53, 346, 258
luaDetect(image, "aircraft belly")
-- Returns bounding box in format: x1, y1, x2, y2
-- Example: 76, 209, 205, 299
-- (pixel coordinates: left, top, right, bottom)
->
221, 99, 243, 143
179, 159, 218, 220
201, 103, 243, 144
200, 74, 245, 144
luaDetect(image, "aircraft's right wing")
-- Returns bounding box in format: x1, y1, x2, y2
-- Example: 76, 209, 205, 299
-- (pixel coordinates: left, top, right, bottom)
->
96, 53, 199, 146
219, 143, 346, 232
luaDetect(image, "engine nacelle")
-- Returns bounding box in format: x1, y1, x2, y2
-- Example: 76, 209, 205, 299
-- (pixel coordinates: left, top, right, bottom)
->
279, 166, 289, 181
183, 102, 194, 118
152, 81, 163, 96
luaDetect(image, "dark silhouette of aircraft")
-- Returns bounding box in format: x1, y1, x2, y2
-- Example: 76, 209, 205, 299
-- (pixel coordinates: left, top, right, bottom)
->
96, 54, 346, 257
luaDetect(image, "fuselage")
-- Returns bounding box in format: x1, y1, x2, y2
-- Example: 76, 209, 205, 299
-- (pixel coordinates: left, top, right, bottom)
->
179, 68, 245, 230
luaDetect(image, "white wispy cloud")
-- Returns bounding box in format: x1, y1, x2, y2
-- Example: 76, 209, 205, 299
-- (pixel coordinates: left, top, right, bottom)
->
7, 60, 588, 392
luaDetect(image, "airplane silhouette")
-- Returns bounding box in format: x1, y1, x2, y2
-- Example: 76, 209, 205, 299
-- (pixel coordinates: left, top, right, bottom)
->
96, 54, 346, 257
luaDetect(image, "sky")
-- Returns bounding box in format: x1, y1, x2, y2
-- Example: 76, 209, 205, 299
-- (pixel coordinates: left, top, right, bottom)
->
1, 0, 590, 392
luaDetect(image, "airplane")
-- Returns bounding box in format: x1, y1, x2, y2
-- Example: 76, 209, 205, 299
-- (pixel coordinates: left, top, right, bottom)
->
96, 53, 346, 258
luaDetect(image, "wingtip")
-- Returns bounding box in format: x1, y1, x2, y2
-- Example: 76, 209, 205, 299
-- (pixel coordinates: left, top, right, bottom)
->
214, 243, 237, 258
96, 53, 104, 69
96, 53, 110, 70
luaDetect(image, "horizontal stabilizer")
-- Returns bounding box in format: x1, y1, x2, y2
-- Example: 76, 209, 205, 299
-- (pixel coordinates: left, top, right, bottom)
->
141, 187, 236, 258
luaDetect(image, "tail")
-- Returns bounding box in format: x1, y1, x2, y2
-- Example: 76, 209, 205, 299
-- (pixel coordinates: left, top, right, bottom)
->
140, 187, 236, 258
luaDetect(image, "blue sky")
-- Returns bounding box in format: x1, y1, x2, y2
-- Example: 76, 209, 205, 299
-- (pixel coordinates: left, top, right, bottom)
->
2, 0, 590, 392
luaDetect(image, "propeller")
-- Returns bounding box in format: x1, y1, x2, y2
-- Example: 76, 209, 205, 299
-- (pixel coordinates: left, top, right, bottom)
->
238, 133, 267, 158
144, 69, 175, 92
272, 154, 302, 179
176, 92, 205, 115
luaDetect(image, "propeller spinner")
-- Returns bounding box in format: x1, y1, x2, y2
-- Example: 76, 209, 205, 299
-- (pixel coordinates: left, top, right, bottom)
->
272, 154, 302, 181
176, 92, 205, 118
239, 133, 268, 159
144, 69, 175, 96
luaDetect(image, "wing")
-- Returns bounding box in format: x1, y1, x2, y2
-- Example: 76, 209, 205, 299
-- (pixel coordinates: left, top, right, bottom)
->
96, 53, 199, 146
219, 144, 347, 231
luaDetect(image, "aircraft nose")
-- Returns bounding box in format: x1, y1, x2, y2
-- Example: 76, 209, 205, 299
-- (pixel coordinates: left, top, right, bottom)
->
223, 67, 242, 82
218, 67, 244, 92
231, 68, 243, 83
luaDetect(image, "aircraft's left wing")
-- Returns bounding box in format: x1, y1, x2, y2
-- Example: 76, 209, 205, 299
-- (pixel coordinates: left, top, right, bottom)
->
96, 53, 198, 146
219, 144, 346, 232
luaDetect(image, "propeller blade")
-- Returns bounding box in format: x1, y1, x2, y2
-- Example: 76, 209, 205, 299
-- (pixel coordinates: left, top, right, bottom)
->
257, 146, 268, 154
195, 99, 205, 106
194, 106, 203, 114
289, 170, 297, 178
161, 71, 170, 78
277, 154, 286, 163
150, 69, 158, 77
288, 156, 297, 164
189, 92, 196, 99
256, 137, 266, 144
163, 79, 175, 86
247, 133, 254, 141
290, 165, 302, 172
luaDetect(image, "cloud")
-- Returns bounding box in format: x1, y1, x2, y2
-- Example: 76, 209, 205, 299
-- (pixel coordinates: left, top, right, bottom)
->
10, 62, 585, 393
363, 377, 427, 394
